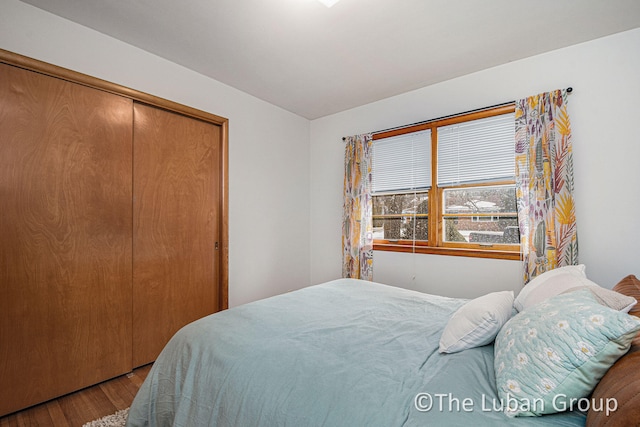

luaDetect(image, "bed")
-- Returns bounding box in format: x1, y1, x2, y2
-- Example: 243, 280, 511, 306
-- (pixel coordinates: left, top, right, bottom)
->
126, 277, 640, 426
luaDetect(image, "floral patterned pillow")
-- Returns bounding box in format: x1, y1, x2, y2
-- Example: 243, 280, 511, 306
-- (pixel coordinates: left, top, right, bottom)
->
494, 289, 640, 417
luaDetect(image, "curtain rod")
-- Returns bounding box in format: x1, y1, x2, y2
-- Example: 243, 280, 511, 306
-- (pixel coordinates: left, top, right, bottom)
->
341, 87, 573, 141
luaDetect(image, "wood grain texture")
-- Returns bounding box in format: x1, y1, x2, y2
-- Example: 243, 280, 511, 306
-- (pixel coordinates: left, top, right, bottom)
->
0, 63, 133, 416
0, 50, 229, 415
219, 120, 230, 310
0, 50, 229, 313
0, 48, 227, 127
0, 365, 152, 426
132, 102, 221, 367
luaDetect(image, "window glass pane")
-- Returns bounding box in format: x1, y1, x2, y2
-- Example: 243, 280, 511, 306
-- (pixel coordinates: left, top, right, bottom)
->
442, 185, 518, 244
373, 217, 429, 241
443, 185, 517, 214
373, 192, 428, 241
444, 217, 519, 244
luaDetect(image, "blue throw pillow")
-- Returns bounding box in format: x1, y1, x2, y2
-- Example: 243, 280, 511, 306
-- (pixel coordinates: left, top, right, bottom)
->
494, 288, 640, 417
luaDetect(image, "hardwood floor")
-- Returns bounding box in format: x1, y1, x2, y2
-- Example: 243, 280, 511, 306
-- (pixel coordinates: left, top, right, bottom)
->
0, 365, 152, 427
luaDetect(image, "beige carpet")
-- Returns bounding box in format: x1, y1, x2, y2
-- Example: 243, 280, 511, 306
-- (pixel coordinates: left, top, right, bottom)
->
82, 408, 128, 427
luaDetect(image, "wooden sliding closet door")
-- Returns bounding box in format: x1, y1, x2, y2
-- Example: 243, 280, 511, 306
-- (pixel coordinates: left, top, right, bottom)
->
133, 103, 221, 367
0, 63, 133, 416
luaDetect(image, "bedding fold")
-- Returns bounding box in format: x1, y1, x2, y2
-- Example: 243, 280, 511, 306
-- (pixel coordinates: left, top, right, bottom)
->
127, 279, 585, 426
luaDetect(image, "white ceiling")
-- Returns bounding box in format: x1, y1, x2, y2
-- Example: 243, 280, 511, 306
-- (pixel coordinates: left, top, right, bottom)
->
20, 0, 640, 119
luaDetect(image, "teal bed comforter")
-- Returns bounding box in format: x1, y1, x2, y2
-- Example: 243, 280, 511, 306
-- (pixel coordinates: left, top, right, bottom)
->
127, 279, 585, 426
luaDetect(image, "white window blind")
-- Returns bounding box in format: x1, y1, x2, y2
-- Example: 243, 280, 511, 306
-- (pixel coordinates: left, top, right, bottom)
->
372, 130, 431, 193
437, 113, 515, 187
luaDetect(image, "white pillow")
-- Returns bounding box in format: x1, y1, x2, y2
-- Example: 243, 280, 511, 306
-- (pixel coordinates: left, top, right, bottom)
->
563, 285, 637, 313
439, 291, 514, 353
513, 265, 586, 312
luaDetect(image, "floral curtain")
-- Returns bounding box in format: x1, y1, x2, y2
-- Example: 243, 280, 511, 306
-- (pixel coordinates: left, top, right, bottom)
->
515, 89, 578, 283
342, 133, 373, 280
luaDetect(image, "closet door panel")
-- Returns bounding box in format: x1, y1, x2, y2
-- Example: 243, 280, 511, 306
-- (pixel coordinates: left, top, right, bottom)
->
0, 63, 133, 416
133, 103, 220, 367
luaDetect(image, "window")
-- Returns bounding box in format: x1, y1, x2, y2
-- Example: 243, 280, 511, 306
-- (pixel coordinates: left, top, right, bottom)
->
371, 104, 520, 259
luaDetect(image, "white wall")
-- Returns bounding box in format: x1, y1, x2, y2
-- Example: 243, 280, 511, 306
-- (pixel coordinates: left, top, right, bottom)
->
4, 0, 638, 302
1, 0, 311, 307
310, 28, 640, 296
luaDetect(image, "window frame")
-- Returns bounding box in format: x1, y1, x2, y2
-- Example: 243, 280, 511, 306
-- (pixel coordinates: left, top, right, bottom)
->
371, 104, 520, 260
